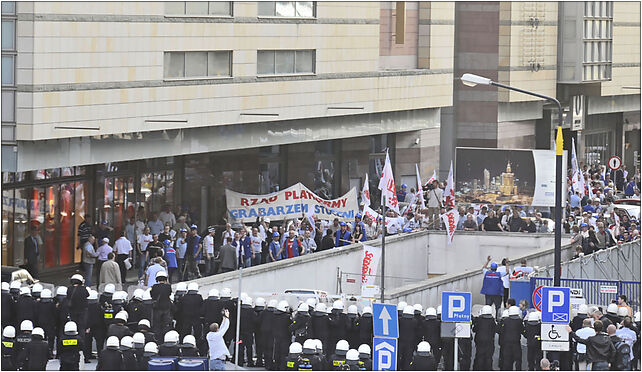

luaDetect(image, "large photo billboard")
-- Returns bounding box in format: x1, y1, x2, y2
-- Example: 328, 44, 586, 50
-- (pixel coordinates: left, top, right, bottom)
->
455, 147, 567, 207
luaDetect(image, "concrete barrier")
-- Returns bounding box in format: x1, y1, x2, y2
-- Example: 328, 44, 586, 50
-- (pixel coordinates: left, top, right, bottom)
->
188, 230, 559, 298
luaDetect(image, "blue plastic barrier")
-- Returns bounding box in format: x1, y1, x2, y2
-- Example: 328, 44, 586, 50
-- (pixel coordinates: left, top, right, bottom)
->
178, 358, 208, 371
149, 357, 178, 371
510, 280, 531, 307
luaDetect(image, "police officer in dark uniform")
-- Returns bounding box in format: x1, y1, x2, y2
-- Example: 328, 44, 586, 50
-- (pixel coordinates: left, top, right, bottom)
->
22, 326, 49, 370
328, 301, 349, 357
523, 311, 542, 371
14, 287, 36, 328
571, 304, 589, 332
357, 344, 372, 370
421, 307, 442, 366
239, 296, 257, 366
356, 306, 373, 349
67, 274, 89, 338
472, 305, 496, 371
219, 289, 237, 356
253, 297, 267, 367
179, 335, 200, 357
399, 305, 418, 370
125, 289, 146, 331
106, 311, 133, 339
329, 340, 349, 371
120, 336, 138, 370
158, 330, 181, 357
98, 284, 115, 308
499, 306, 524, 371
2, 325, 17, 370
178, 282, 204, 340
290, 303, 311, 345
58, 321, 83, 371
260, 299, 276, 370
298, 339, 325, 371
138, 319, 157, 345
172, 282, 188, 335
15, 320, 33, 370
36, 288, 57, 359
410, 341, 437, 370
132, 333, 146, 370
346, 305, 360, 349
97, 336, 122, 370
284, 342, 302, 371
310, 302, 330, 357
344, 349, 365, 371
273, 301, 293, 370
83, 289, 103, 362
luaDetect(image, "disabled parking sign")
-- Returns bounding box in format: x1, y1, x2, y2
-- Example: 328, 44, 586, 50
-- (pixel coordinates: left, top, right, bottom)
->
541, 287, 571, 324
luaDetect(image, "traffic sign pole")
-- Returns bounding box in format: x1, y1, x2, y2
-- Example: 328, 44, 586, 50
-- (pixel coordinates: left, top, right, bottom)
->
454, 338, 459, 371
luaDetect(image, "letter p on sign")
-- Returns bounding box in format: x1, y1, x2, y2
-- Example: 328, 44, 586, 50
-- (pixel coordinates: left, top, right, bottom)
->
548, 291, 564, 312
449, 295, 465, 318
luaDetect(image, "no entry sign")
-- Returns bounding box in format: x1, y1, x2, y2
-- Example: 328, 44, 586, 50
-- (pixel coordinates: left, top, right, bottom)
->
608, 156, 622, 170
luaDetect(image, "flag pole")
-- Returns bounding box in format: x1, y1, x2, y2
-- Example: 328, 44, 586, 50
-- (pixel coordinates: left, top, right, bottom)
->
380, 196, 386, 303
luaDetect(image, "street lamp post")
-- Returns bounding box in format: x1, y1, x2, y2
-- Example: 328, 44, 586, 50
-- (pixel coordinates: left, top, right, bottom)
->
460, 73, 564, 287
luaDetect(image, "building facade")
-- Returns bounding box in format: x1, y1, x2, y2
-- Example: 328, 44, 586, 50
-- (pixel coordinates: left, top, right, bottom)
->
1, 1, 639, 274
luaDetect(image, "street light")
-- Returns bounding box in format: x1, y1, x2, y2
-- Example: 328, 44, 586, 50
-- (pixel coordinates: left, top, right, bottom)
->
460, 73, 564, 287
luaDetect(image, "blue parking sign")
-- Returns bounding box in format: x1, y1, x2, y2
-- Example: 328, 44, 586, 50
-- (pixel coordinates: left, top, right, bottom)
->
373, 337, 397, 371
441, 292, 472, 322
542, 287, 571, 323
372, 303, 399, 338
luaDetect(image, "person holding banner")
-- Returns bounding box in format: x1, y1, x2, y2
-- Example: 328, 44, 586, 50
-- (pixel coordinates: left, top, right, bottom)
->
335, 222, 352, 247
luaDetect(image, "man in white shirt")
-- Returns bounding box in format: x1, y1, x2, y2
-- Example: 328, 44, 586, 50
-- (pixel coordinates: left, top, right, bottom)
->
300, 230, 317, 255
425, 180, 443, 229
496, 258, 510, 308
575, 318, 596, 370
616, 317, 637, 362
147, 212, 164, 236
125, 217, 137, 248
158, 204, 176, 228
203, 226, 216, 276
137, 226, 153, 280
114, 231, 133, 284
145, 257, 165, 287
250, 228, 263, 266
207, 309, 230, 370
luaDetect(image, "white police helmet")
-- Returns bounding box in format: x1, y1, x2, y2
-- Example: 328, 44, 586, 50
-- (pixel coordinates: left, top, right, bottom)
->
138, 319, 151, 329
32, 327, 44, 338
481, 305, 493, 317
362, 306, 372, 315
106, 336, 120, 348
133, 288, 144, 300
9, 281, 20, 290
346, 349, 359, 361
333, 300, 344, 311
1, 282, 9, 292
183, 335, 196, 347
425, 307, 437, 318
56, 286, 68, 296
31, 283, 43, 294
40, 289, 53, 299
133, 332, 145, 345
103, 283, 116, 294
289, 342, 302, 354
187, 282, 199, 292
403, 305, 415, 316
20, 320, 33, 332
144, 342, 158, 354
121, 336, 134, 349
19, 287, 30, 296
268, 299, 278, 309
115, 311, 128, 322
501, 310, 509, 319
220, 288, 232, 298
88, 290, 98, 301
335, 340, 349, 353
315, 303, 327, 313
303, 339, 316, 353
277, 300, 289, 313
164, 330, 179, 344
417, 341, 432, 355
297, 303, 309, 313
142, 289, 152, 301
508, 306, 521, 317
528, 311, 542, 322
255, 297, 266, 308
242, 296, 253, 306
64, 321, 78, 335
208, 289, 220, 299
397, 301, 408, 312
70, 274, 84, 284
176, 282, 187, 292
358, 344, 371, 356
414, 304, 423, 314
2, 326, 15, 338
437, 305, 442, 315
578, 304, 588, 315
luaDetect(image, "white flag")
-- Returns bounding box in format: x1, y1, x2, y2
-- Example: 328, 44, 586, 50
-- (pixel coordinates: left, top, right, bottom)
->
415, 164, 426, 209
426, 169, 437, 185
360, 244, 382, 288
444, 161, 455, 209
441, 208, 459, 244
571, 138, 585, 197
305, 208, 316, 240
609, 211, 621, 239
361, 173, 371, 207
377, 150, 400, 214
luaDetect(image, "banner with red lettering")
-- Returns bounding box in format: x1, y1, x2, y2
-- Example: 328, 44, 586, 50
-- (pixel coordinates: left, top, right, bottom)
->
360, 244, 382, 295
225, 182, 359, 223
441, 208, 459, 245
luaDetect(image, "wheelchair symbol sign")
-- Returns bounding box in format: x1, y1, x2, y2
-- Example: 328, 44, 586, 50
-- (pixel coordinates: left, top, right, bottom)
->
541, 323, 569, 342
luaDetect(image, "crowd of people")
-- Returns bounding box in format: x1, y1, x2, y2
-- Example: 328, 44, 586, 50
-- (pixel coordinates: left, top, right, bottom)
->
2, 272, 640, 371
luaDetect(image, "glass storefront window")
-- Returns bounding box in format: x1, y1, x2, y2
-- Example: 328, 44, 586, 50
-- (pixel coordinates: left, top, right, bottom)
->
75, 181, 89, 263
13, 188, 29, 266
59, 183, 74, 266
44, 185, 59, 268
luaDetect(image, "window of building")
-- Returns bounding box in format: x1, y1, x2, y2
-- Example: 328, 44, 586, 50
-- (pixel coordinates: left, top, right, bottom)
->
257, 50, 315, 75
164, 51, 232, 79
582, 1, 612, 82
258, 1, 315, 17
1, 20, 14, 50
2, 5, 16, 145
1, 55, 13, 85
1, 2, 15, 14
165, 1, 232, 16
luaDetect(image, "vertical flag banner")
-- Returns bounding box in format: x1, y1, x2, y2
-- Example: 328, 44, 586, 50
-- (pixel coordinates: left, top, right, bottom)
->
426, 169, 437, 185
361, 244, 382, 289
362, 173, 371, 207
415, 164, 426, 209
442, 208, 459, 244
378, 150, 400, 214
571, 138, 585, 197
444, 161, 455, 209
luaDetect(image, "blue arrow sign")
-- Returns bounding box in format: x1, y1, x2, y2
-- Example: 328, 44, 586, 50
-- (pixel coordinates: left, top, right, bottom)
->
372, 303, 399, 338
373, 337, 397, 371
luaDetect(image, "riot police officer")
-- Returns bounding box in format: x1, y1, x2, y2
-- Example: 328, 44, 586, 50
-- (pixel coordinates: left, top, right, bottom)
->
98, 284, 115, 306
120, 336, 138, 370
239, 296, 257, 366
273, 300, 293, 369
290, 303, 311, 345
297, 339, 325, 370
284, 342, 302, 371
357, 344, 372, 370
310, 302, 330, 356
345, 349, 365, 371
346, 305, 360, 348
261, 299, 277, 370
357, 306, 373, 348
472, 305, 496, 371
1, 282, 11, 329
179, 334, 199, 357
15, 320, 33, 370
97, 336, 122, 370
253, 297, 267, 367
58, 321, 83, 370
22, 326, 48, 370
158, 330, 180, 357
524, 311, 542, 371
138, 319, 157, 344
36, 288, 57, 358
421, 307, 442, 365
107, 311, 133, 339
499, 306, 524, 370
329, 339, 349, 370
15, 287, 36, 327
410, 341, 437, 370
399, 305, 418, 370
328, 300, 349, 356
132, 333, 146, 370
179, 282, 203, 339
126, 289, 146, 330
2, 326, 17, 370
